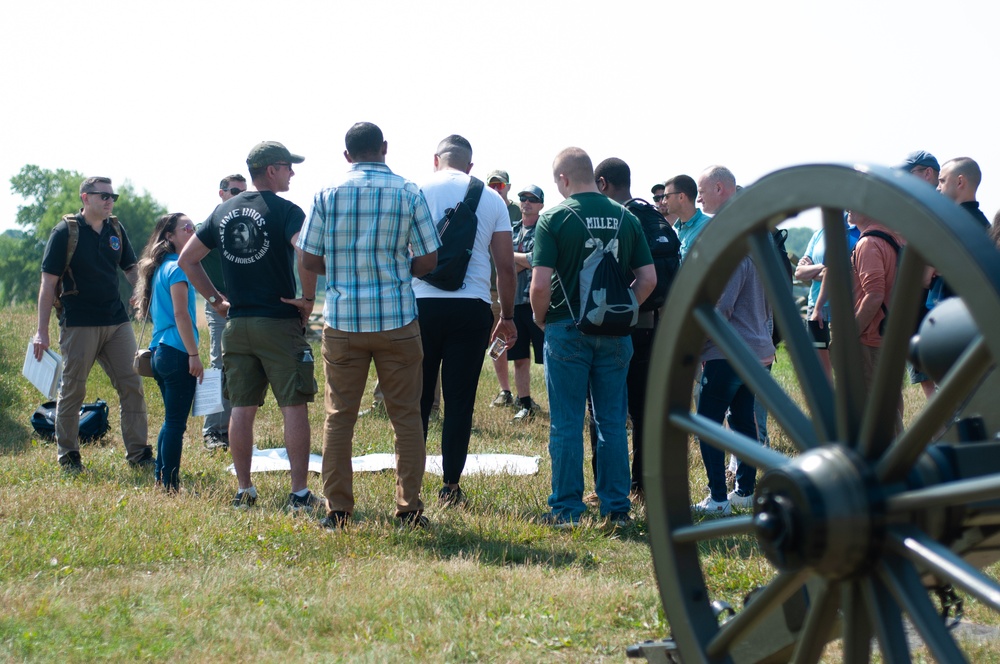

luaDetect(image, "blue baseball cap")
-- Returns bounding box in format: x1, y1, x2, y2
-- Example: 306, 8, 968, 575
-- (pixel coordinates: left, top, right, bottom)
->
897, 150, 939, 172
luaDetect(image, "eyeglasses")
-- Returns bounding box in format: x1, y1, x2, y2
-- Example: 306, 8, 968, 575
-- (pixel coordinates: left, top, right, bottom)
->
88, 192, 119, 202
652, 194, 666, 202
519, 195, 541, 204
662, 192, 681, 199
488, 181, 506, 191
228, 188, 246, 196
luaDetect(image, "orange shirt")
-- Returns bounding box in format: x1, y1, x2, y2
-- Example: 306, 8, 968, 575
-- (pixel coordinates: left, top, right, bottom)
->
852, 223, 903, 347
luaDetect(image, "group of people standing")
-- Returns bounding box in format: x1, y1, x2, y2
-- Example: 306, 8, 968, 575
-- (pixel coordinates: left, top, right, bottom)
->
31, 129, 992, 529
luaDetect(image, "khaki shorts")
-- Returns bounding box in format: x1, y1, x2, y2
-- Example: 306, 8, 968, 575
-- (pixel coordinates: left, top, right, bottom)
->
222, 317, 317, 408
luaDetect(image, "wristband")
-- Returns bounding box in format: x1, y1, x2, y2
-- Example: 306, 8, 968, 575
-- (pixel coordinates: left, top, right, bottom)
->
189, 354, 198, 357
304, 297, 315, 302
501, 316, 513, 320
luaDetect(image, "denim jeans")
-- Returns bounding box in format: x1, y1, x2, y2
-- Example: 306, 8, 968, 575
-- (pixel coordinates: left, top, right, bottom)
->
545, 322, 632, 519
152, 343, 196, 490
698, 359, 758, 502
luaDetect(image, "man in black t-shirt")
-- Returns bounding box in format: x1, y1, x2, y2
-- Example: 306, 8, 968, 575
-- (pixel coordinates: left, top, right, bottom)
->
33, 176, 152, 473
179, 141, 321, 513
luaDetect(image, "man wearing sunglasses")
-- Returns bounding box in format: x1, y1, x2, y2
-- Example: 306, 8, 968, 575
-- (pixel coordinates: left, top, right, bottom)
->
179, 141, 321, 513
34, 176, 152, 473
197, 174, 247, 452
508, 185, 546, 422
485, 169, 521, 408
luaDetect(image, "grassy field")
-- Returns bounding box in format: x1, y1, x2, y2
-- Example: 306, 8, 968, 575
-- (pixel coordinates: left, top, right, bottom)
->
0, 302, 995, 662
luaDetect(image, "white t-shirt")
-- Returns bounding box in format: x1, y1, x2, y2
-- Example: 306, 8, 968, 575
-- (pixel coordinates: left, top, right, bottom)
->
413, 169, 512, 303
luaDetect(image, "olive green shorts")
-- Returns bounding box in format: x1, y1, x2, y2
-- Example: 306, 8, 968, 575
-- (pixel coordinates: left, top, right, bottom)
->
222, 317, 317, 408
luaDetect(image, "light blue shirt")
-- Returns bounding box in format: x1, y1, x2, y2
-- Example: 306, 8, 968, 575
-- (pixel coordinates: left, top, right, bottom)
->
150, 254, 198, 352
673, 209, 711, 261
802, 221, 861, 318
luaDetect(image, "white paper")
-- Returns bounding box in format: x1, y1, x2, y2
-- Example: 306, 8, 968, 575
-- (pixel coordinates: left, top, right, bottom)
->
229, 449, 540, 477
22, 341, 61, 399
193, 368, 224, 416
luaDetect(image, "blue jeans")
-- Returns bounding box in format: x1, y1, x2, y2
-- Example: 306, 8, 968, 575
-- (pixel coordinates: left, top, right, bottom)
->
698, 359, 758, 502
545, 322, 632, 519
152, 344, 196, 490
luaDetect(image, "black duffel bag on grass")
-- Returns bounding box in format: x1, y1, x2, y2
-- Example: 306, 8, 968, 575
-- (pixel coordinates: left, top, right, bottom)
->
31, 399, 110, 443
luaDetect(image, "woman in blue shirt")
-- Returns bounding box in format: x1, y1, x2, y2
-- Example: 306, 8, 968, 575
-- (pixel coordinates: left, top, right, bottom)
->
135, 213, 203, 491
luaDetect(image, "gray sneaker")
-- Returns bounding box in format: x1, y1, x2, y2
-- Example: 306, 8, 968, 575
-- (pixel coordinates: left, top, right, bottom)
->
204, 433, 229, 451
491, 390, 514, 408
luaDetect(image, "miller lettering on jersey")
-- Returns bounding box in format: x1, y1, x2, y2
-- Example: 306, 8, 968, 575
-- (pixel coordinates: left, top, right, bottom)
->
586, 216, 620, 230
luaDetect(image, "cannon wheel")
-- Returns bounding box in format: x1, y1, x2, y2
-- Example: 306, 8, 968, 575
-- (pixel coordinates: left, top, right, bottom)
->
644, 163, 1000, 663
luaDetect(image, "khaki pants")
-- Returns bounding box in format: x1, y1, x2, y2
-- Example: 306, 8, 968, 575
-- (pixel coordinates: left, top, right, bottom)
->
57, 323, 149, 462
321, 320, 426, 516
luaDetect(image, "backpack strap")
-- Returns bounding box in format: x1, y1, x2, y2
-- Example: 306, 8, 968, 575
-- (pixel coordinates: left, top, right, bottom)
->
464, 177, 484, 214
59, 214, 81, 299
853, 229, 902, 334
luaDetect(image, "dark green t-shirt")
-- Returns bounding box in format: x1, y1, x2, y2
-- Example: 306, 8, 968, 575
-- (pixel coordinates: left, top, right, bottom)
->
532, 193, 652, 323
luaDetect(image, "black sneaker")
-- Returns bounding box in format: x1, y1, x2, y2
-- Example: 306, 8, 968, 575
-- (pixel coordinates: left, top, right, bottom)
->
320, 511, 350, 530
396, 511, 429, 529
606, 512, 632, 528
286, 490, 325, 514
438, 485, 467, 508
232, 488, 257, 508
128, 447, 156, 470
490, 390, 514, 408
59, 451, 83, 474
203, 433, 229, 451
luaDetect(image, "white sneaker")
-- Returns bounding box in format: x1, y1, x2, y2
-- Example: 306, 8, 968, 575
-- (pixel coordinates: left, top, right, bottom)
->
691, 495, 732, 516
727, 490, 754, 509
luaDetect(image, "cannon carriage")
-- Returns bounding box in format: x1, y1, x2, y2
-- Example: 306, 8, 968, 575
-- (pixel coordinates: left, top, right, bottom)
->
635, 164, 1000, 663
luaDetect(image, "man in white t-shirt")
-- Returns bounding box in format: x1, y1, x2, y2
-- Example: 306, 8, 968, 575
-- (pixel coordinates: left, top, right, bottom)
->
414, 134, 518, 507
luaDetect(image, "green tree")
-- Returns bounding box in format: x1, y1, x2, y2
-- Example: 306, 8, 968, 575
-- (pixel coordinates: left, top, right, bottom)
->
6, 165, 168, 308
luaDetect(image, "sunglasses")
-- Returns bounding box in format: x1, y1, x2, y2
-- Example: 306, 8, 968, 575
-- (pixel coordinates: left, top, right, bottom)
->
488, 181, 506, 191
519, 195, 541, 204
652, 194, 665, 203
182, 222, 195, 232
228, 188, 245, 196
88, 192, 119, 202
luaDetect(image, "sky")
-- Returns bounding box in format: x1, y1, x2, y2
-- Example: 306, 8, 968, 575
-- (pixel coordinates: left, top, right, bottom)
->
2, 0, 998, 235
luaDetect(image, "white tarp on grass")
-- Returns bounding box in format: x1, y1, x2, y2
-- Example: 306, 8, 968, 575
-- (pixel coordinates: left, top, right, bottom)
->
228, 448, 540, 476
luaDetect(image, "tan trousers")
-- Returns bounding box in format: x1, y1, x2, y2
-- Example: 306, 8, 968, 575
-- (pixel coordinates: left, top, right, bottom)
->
57, 323, 149, 462
321, 320, 426, 516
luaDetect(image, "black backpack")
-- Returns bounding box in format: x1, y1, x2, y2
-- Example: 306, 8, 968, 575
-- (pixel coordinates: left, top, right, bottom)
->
31, 400, 110, 443
421, 178, 484, 291
769, 228, 795, 346
557, 205, 638, 336
624, 198, 680, 312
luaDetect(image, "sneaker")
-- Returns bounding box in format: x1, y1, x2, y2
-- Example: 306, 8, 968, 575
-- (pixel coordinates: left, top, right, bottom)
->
727, 490, 755, 509
396, 511, 429, 529
320, 511, 350, 530
537, 512, 580, 529
358, 400, 386, 417
606, 512, 632, 528
286, 490, 325, 514
59, 451, 83, 474
128, 447, 156, 470
583, 492, 601, 508
232, 488, 257, 508
512, 399, 541, 422
691, 495, 732, 516
438, 485, 467, 508
203, 433, 229, 451
490, 390, 514, 408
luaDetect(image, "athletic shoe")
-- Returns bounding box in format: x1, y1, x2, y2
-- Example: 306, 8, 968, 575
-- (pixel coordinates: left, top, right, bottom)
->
490, 390, 514, 408
128, 447, 156, 470
438, 485, 467, 508
203, 433, 229, 451
536, 512, 580, 529
396, 511, 429, 529
232, 488, 257, 508
691, 495, 732, 516
512, 399, 541, 422
358, 401, 386, 417
286, 490, 324, 514
606, 512, 632, 528
727, 490, 755, 509
59, 451, 83, 474
320, 511, 350, 530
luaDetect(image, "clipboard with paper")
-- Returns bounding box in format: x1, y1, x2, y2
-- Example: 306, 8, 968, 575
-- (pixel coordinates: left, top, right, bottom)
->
22, 341, 62, 399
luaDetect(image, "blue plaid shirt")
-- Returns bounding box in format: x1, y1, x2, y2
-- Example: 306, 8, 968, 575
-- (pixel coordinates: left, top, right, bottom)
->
297, 163, 440, 332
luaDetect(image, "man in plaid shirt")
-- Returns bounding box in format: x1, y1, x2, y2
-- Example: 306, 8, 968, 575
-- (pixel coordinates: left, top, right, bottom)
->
298, 122, 440, 529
